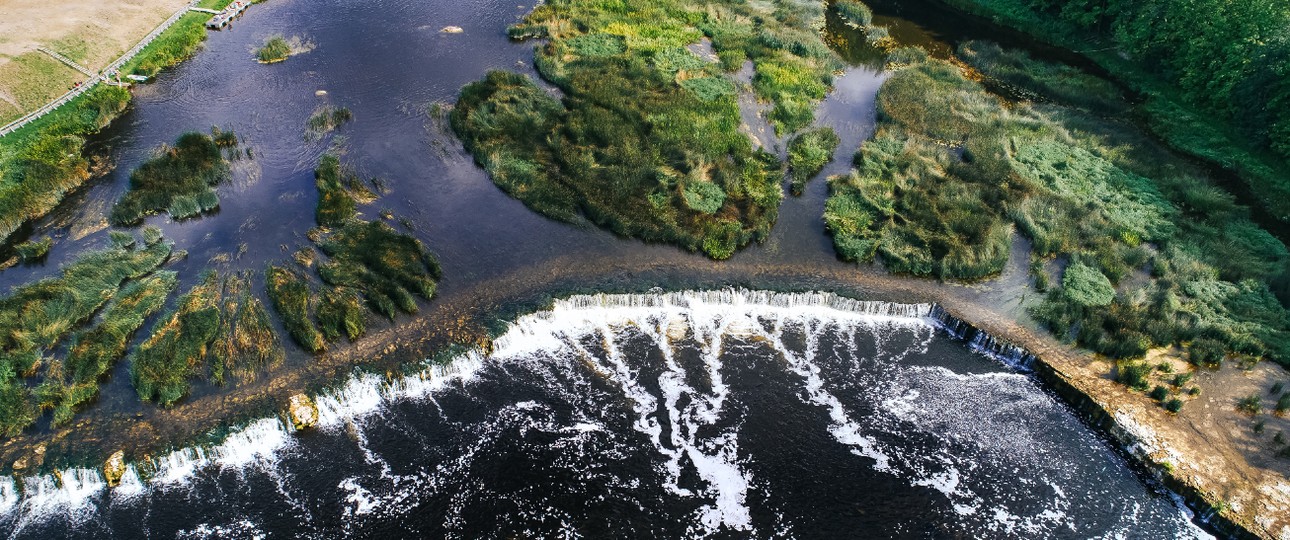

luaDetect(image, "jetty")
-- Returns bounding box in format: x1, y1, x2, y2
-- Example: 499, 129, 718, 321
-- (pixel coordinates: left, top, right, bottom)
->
205, 1, 251, 29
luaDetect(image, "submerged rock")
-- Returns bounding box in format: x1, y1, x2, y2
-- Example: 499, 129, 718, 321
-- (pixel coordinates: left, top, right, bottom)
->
440, 26, 463, 34
288, 393, 319, 430
104, 450, 127, 487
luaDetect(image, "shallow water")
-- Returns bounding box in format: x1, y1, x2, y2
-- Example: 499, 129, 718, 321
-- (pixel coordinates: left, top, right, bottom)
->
0, 292, 1209, 538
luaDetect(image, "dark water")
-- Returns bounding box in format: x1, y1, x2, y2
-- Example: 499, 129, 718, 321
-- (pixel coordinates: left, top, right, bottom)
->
0, 0, 1220, 536
0, 292, 1207, 538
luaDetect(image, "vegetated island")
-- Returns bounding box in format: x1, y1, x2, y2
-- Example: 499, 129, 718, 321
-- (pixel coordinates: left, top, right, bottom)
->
109, 127, 242, 225
452, 0, 854, 258
255, 34, 313, 64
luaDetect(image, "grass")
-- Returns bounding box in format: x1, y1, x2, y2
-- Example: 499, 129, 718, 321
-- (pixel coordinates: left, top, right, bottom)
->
957, 40, 1126, 115
265, 265, 325, 353
832, 0, 873, 27
937, 0, 1290, 226
0, 235, 171, 435
454, 0, 857, 258
824, 49, 1290, 371
0, 53, 81, 123
314, 153, 374, 226
317, 220, 441, 319
110, 128, 237, 225
132, 270, 284, 405
14, 237, 52, 262
256, 35, 291, 63
305, 106, 353, 140
787, 127, 839, 196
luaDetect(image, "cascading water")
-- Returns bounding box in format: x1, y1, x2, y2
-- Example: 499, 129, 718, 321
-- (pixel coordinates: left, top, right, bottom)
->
0, 291, 1209, 538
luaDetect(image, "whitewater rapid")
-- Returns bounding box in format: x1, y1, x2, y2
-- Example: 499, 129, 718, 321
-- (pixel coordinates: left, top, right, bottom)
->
0, 290, 1211, 538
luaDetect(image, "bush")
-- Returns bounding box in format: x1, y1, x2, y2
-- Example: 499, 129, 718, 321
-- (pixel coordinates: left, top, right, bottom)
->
1116, 362, 1153, 391
1238, 394, 1263, 415
1277, 393, 1290, 415
1062, 263, 1115, 307
1164, 398, 1183, 413
1149, 385, 1168, 401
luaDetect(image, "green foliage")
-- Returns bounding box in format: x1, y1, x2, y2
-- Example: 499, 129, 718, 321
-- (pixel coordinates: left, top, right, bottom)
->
0, 236, 171, 434
1237, 394, 1263, 415
14, 237, 52, 262
314, 153, 370, 226
256, 35, 291, 63
1164, 398, 1183, 413
1115, 362, 1152, 391
1148, 385, 1168, 401
958, 40, 1125, 114
455, 0, 850, 257
832, 0, 873, 27
316, 220, 441, 319
306, 106, 353, 140
1061, 263, 1115, 307
453, 68, 781, 259
787, 127, 839, 196
266, 265, 325, 353
317, 287, 366, 342
1277, 393, 1290, 414
110, 129, 232, 225
132, 271, 284, 405
829, 51, 1290, 369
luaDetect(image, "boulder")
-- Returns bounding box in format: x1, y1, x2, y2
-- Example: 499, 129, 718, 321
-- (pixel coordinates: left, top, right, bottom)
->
103, 450, 127, 487
288, 393, 319, 431
440, 26, 464, 34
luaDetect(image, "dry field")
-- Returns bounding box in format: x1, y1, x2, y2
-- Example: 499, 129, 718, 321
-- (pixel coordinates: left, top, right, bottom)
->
0, 0, 188, 122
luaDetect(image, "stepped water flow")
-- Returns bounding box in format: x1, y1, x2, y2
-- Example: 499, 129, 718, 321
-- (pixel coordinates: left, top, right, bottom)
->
0, 290, 1209, 538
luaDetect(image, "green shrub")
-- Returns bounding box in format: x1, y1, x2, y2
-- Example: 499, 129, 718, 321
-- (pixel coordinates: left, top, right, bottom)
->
1164, 398, 1183, 413
1062, 263, 1115, 307
1149, 385, 1168, 401
1238, 394, 1263, 415
1116, 362, 1152, 391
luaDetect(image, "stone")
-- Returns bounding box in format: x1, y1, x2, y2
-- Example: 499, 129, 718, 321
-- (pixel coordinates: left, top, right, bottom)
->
103, 450, 127, 487
440, 26, 464, 34
288, 393, 318, 431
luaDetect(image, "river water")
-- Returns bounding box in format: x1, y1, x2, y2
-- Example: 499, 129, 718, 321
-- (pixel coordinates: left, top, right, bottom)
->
0, 0, 1219, 536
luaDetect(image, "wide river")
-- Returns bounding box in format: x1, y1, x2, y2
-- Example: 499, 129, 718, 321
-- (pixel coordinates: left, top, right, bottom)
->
0, 0, 1215, 537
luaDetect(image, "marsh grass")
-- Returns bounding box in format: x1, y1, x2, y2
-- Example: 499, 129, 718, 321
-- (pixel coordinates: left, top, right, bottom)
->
266, 265, 325, 353
110, 129, 236, 225
314, 153, 375, 226
14, 237, 52, 262
317, 220, 441, 319
305, 106, 353, 140
787, 127, 839, 196
456, 0, 860, 258
132, 270, 285, 405
958, 40, 1126, 114
0, 236, 171, 434
256, 35, 291, 63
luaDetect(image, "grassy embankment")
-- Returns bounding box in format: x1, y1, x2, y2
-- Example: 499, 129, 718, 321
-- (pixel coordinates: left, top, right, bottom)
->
937, 0, 1290, 227
109, 128, 240, 225
266, 153, 439, 352
453, 0, 853, 259
824, 46, 1290, 408
131, 271, 284, 406
0, 0, 234, 249
0, 233, 174, 435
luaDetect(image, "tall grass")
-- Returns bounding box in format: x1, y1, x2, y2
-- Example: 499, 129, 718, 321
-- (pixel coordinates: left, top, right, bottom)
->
110, 129, 235, 225
256, 35, 291, 63
787, 127, 839, 195
265, 265, 325, 353
0, 236, 171, 434
132, 270, 285, 405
